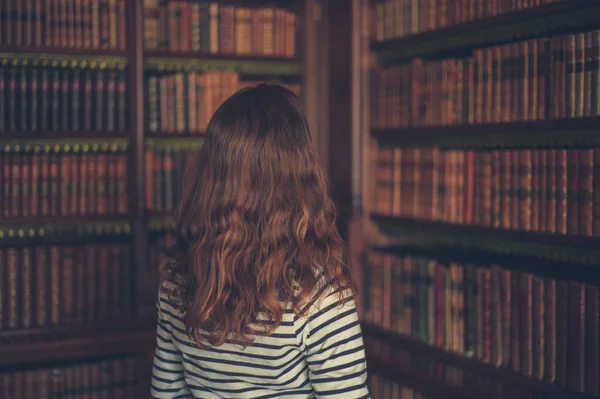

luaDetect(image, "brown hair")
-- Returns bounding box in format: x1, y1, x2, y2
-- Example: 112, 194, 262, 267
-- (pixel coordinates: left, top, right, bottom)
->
161, 84, 356, 347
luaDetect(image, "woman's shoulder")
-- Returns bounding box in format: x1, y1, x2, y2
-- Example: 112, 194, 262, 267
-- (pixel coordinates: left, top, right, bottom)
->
301, 273, 355, 318
157, 278, 184, 316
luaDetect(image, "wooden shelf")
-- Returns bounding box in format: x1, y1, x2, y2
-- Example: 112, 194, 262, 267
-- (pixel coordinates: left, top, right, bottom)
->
371, 0, 600, 64
0, 327, 155, 368
0, 131, 128, 140
366, 353, 468, 399
0, 137, 129, 152
371, 117, 600, 149
144, 52, 302, 76
362, 322, 594, 399
0, 48, 128, 65
146, 132, 207, 138
0, 217, 132, 245
146, 136, 205, 150
370, 213, 600, 265
148, 213, 176, 233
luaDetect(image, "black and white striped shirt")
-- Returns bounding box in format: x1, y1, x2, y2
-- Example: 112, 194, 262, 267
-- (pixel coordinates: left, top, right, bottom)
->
150, 283, 371, 399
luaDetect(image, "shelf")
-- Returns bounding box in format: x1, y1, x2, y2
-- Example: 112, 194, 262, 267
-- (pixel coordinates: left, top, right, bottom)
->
148, 213, 176, 233
362, 322, 594, 399
0, 138, 129, 152
146, 136, 205, 150
0, 325, 155, 368
0, 217, 131, 245
0, 131, 128, 140
0, 48, 128, 66
144, 52, 302, 76
146, 132, 207, 138
371, 0, 600, 64
370, 214, 600, 265
371, 118, 600, 150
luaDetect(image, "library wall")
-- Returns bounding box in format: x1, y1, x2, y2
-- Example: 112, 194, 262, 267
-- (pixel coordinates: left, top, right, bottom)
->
357, 1, 600, 399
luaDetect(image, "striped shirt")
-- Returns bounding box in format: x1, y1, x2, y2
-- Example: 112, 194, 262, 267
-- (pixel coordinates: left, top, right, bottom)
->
150, 282, 371, 399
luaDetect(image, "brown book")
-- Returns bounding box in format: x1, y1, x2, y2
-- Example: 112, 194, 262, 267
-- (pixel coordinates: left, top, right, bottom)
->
499, 268, 511, 367
85, 245, 97, 321
482, 267, 492, 363
34, 246, 48, 328
593, 148, 600, 236
520, 272, 533, 377
0, 249, 4, 331
556, 149, 567, 235
555, 280, 568, 387
585, 285, 599, 395
7, 248, 18, 329
21, 248, 32, 330
568, 282, 586, 392
544, 278, 557, 383
538, 150, 548, 232
575, 33, 585, 117
566, 34, 576, 118
490, 265, 502, 366
501, 150, 511, 229
566, 150, 580, 235
10, 151, 21, 218
380, 255, 391, 331
532, 275, 545, 380
579, 149, 594, 236
481, 152, 492, 227
519, 150, 532, 231
510, 272, 521, 372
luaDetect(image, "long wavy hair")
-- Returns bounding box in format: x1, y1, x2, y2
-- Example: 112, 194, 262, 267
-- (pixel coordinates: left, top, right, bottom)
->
161, 84, 356, 348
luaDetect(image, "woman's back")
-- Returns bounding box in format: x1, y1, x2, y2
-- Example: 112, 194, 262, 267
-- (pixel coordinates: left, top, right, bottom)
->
151, 281, 369, 398
149, 84, 371, 398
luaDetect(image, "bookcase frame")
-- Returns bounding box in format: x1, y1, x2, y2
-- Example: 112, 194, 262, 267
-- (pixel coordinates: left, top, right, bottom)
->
347, 0, 600, 398
0, 1, 316, 394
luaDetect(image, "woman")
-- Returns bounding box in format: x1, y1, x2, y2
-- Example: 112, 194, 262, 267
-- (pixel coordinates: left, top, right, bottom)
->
151, 84, 370, 399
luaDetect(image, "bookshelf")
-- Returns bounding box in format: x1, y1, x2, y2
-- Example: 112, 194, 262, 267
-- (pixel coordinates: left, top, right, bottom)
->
352, 0, 600, 398
0, 0, 310, 396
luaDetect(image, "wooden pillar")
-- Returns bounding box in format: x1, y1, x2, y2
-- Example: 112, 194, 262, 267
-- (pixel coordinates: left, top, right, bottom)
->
327, 0, 354, 239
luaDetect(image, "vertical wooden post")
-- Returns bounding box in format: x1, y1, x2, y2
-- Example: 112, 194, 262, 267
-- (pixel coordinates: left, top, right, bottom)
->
127, 0, 151, 320
327, 0, 354, 239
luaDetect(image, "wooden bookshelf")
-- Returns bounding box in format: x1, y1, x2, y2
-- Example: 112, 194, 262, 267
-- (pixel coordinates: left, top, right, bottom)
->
370, 213, 600, 265
0, 327, 155, 368
371, 0, 600, 64
349, 0, 600, 397
0, 1, 309, 391
144, 54, 302, 76
371, 117, 600, 150
362, 323, 596, 399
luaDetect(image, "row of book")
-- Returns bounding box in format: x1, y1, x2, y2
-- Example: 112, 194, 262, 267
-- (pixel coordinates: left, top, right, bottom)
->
371, 30, 600, 128
0, 355, 139, 398
0, 244, 133, 333
143, 2, 296, 57
0, 61, 128, 133
374, 147, 600, 237
147, 71, 239, 134
0, 147, 128, 219
372, 0, 565, 41
363, 251, 600, 395
368, 372, 427, 399
145, 145, 195, 213
146, 71, 301, 134
365, 336, 549, 399
0, 0, 127, 50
